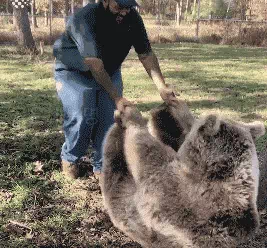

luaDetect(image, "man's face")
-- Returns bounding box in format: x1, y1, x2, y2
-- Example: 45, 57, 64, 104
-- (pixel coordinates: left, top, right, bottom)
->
105, 0, 131, 24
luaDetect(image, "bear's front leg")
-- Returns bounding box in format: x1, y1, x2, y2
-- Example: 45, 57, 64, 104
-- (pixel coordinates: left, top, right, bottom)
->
117, 106, 177, 183
101, 123, 129, 198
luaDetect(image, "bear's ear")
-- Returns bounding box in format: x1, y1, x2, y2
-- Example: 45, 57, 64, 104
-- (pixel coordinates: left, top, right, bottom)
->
198, 114, 220, 136
244, 122, 265, 140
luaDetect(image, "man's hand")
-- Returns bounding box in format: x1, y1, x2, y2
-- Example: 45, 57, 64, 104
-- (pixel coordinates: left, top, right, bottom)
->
159, 85, 179, 106
138, 52, 179, 107
115, 97, 134, 112
114, 105, 146, 128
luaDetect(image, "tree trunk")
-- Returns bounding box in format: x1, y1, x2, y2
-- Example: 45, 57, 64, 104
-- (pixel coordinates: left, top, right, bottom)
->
64, 0, 69, 25
185, 0, 190, 20
176, 2, 178, 23
71, 0, 75, 14
180, 0, 184, 23
192, 0, 197, 17
49, 0, 53, 44
195, 0, 201, 40
226, 0, 233, 19
240, 0, 247, 20
31, 0, 38, 29
13, 7, 36, 51
6, 0, 9, 13
13, 7, 17, 26
64, 0, 69, 16
45, 11, 49, 26
157, 0, 161, 21
83, 0, 95, 6
176, 1, 182, 25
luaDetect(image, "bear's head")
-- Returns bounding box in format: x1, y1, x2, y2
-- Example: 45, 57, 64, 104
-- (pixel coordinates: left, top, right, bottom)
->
178, 114, 265, 182
178, 115, 265, 240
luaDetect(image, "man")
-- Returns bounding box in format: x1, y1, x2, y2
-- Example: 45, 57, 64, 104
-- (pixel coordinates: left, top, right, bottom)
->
53, 0, 177, 179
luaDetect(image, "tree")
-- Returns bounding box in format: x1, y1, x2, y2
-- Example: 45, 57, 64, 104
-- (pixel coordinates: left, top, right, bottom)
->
13, 5, 36, 51
31, 0, 38, 29
83, 0, 96, 6
185, 0, 191, 19
139, 0, 155, 14
35, 0, 49, 26
173, 0, 183, 25
234, 0, 249, 19
160, 0, 170, 19
64, 0, 69, 16
6, 0, 9, 13
71, 0, 75, 13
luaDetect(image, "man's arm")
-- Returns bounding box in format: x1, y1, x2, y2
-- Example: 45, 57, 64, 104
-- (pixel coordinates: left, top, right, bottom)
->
138, 51, 166, 90
138, 51, 178, 105
84, 57, 132, 110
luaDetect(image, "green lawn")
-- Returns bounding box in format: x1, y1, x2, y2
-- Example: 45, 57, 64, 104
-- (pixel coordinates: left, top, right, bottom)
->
0, 43, 267, 247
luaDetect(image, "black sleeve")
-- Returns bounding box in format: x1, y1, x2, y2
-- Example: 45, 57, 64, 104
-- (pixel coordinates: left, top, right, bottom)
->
66, 14, 100, 59
131, 10, 152, 55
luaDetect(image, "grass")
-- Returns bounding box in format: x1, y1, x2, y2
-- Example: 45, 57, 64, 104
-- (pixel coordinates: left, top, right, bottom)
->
0, 43, 267, 247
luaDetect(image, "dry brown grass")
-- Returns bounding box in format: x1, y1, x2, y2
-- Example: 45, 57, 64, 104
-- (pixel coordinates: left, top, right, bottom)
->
1, 15, 267, 47
199, 20, 267, 46
0, 16, 64, 46
145, 18, 267, 46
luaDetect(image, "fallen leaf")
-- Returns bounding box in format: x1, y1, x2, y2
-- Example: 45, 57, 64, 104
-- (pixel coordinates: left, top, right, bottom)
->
25, 232, 34, 239
0, 190, 14, 202
33, 161, 45, 174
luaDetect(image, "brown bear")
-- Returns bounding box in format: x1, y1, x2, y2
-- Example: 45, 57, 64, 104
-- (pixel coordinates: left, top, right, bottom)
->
101, 102, 265, 248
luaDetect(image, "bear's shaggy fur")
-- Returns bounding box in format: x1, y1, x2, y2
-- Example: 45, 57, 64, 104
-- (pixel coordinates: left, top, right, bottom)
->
101, 102, 265, 248
147, 102, 194, 152
257, 151, 267, 210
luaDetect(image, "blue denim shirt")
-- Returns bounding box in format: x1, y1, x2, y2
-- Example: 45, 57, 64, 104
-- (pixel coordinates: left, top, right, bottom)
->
53, 2, 151, 75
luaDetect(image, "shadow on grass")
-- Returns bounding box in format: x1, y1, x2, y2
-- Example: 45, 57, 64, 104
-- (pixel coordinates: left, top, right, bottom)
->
0, 172, 133, 247
153, 43, 267, 63
136, 96, 266, 119
0, 86, 64, 179
188, 95, 266, 115
0, 87, 61, 124
164, 70, 267, 91
0, 176, 83, 247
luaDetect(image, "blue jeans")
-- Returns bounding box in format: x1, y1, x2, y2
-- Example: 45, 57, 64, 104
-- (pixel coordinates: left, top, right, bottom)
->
54, 68, 123, 172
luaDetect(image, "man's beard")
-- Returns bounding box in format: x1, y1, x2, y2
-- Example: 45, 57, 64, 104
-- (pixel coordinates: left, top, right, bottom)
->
105, 5, 128, 25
